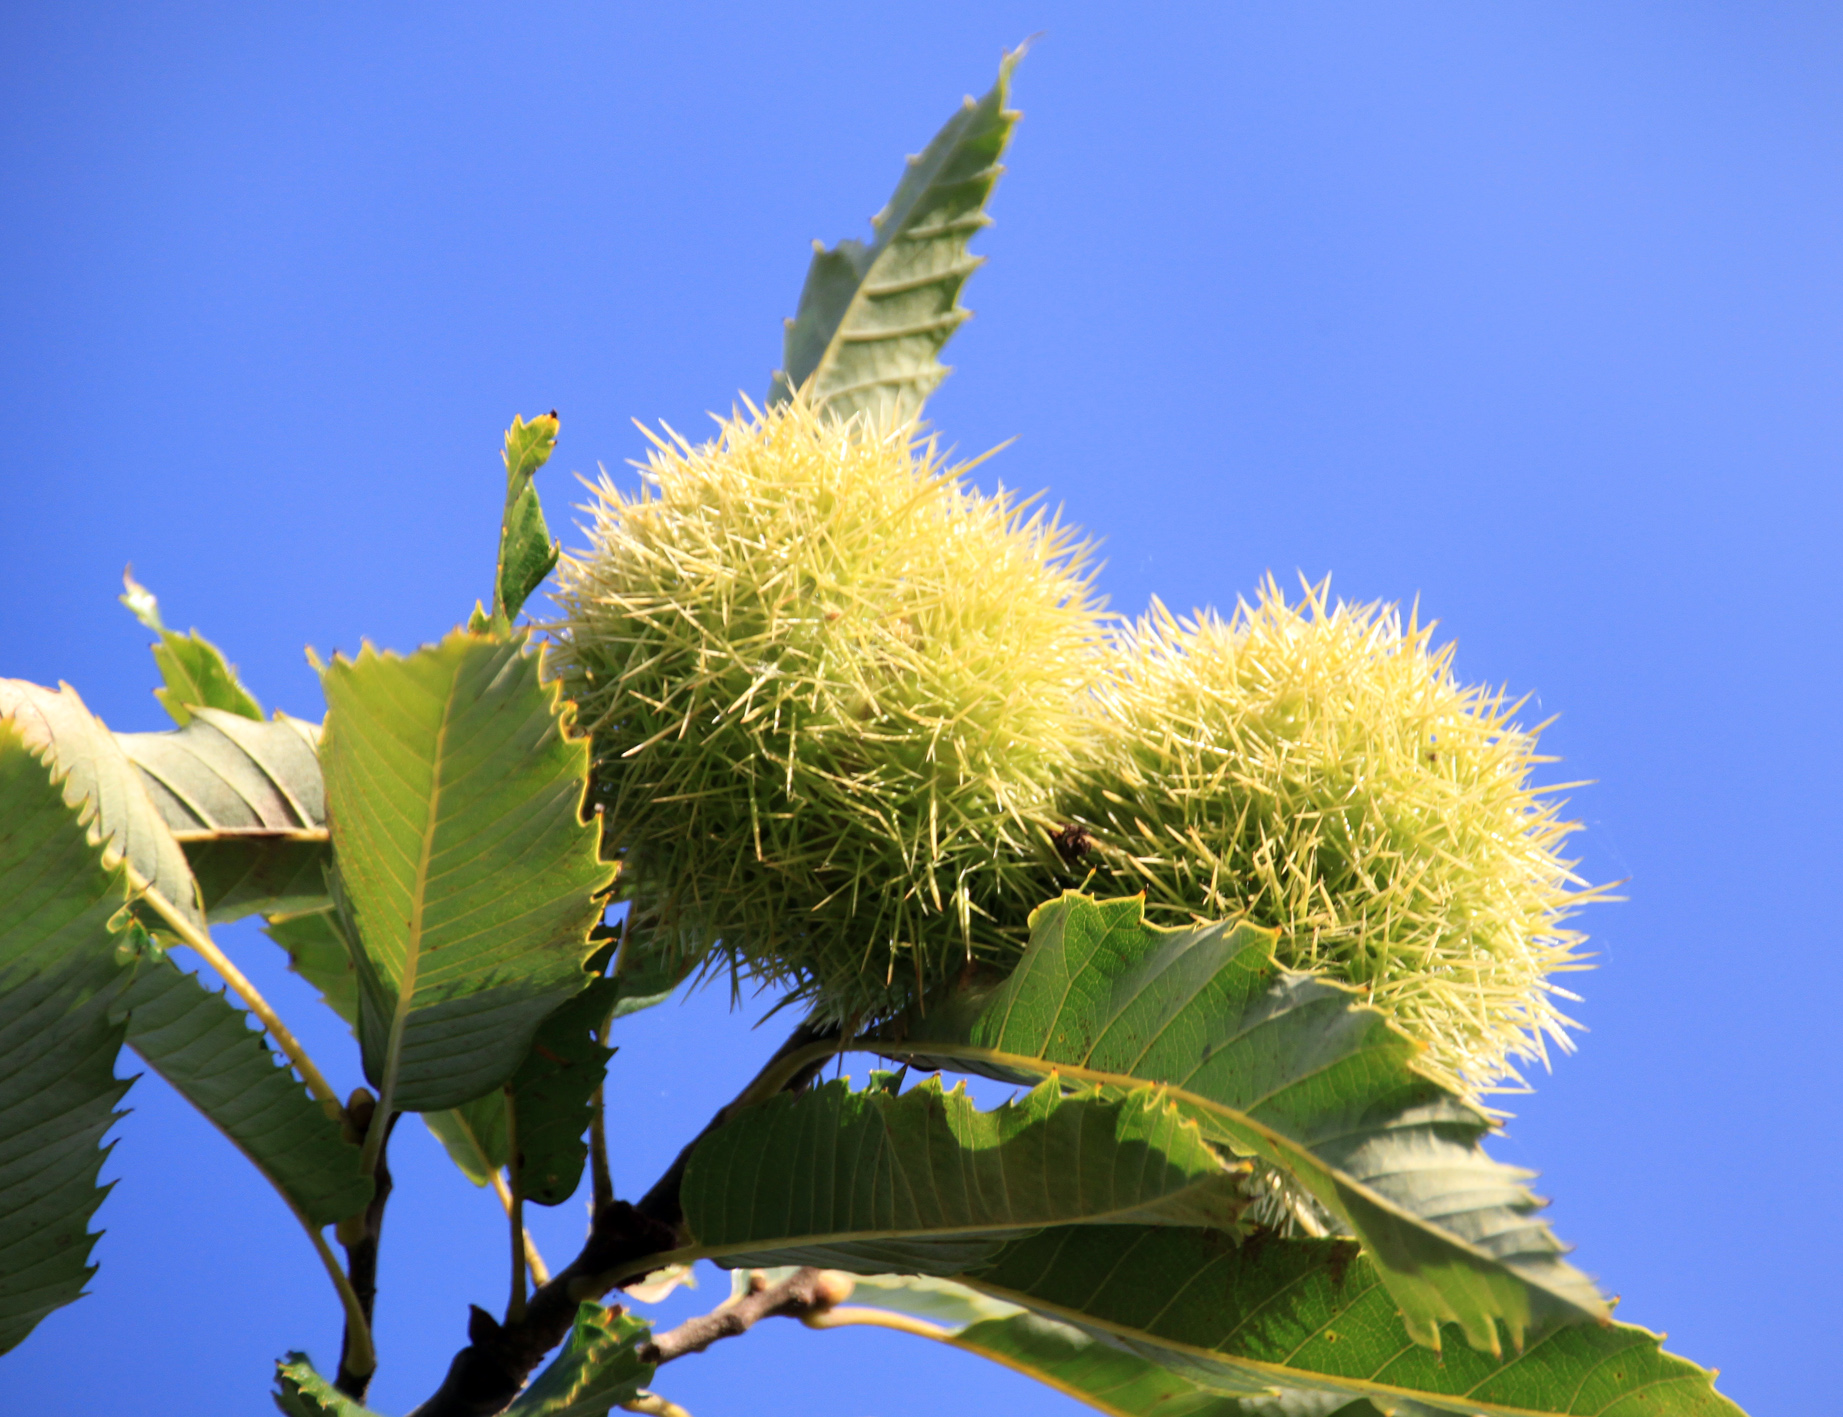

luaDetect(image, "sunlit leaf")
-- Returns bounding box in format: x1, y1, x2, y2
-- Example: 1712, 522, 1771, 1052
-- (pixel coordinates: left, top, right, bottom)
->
321, 629, 613, 1113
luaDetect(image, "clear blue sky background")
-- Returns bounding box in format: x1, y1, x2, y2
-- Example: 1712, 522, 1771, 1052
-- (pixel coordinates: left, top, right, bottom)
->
3, 5, 1837, 1414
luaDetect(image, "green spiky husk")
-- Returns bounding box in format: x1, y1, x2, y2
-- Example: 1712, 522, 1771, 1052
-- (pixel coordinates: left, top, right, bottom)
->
548, 397, 1106, 1020
1062, 579, 1599, 1089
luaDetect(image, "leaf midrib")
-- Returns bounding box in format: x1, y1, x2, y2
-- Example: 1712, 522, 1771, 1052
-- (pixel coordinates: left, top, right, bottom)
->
376, 667, 458, 1118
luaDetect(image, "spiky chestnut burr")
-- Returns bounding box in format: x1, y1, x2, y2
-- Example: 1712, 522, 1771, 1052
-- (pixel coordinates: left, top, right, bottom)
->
548, 396, 1107, 1020
1063, 577, 1602, 1089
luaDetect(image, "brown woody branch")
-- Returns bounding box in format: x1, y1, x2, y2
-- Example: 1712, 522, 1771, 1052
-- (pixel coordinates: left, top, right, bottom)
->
639, 1267, 845, 1365
337, 1093, 399, 1401
407, 1020, 838, 1417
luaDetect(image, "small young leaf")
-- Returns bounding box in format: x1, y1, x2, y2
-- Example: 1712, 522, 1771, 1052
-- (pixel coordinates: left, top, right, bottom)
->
0, 722, 136, 1354
770, 48, 1022, 424
119, 569, 264, 727
273, 1353, 387, 1416
321, 629, 614, 1114
495, 412, 562, 623
502, 1302, 654, 1417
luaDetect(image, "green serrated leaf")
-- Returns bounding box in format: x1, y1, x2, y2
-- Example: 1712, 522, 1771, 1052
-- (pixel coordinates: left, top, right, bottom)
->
120, 569, 264, 727
875, 893, 1606, 1356
680, 1074, 1249, 1275
422, 950, 618, 1200
496, 412, 562, 622
769, 47, 1021, 424
272, 1352, 386, 1416
115, 708, 328, 924
962, 1227, 1745, 1417
321, 629, 614, 1114
503, 1302, 655, 1417
0, 721, 136, 1355
114, 947, 371, 1227
0, 679, 204, 932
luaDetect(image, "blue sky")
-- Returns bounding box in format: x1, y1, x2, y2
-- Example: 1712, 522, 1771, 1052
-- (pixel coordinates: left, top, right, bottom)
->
3, 5, 1838, 1413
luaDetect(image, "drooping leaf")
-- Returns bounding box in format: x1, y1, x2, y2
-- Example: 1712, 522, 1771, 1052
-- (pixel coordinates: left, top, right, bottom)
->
120, 569, 265, 727
679, 1074, 1250, 1275
0, 679, 204, 931
422, 947, 620, 1198
0, 723, 135, 1355
502, 1302, 655, 1417
114, 945, 371, 1228
496, 412, 562, 623
320, 629, 614, 1113
265, 908, 359, 1026
115, 708, 328, 924
509, 967, 618, 1206
272, 1353, 386, 1416
768, 48, 1021, 424
875, 893, 1605, 1355
961, 1226, 1744, 1417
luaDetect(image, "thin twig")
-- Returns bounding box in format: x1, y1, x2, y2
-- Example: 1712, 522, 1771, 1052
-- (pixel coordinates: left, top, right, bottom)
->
336, 1096, 398, 1399
407, 1020, 838, 1417
505, 1086, 528, 1325
639, 1268, 832, 1365
490, 1171, 551, 1287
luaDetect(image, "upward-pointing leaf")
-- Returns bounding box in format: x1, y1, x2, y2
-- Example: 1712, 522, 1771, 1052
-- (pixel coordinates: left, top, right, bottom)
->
0, 680, 204, 932
769, 48, 1021, 425
321, 629, 614, 1113
679, 1074, 1250, 1276
0, 721, 135, 1355
116, 709, 329, 924
875, 893, 1607, 1355
495, 412, 562, 624
119, 568, 264, 727
114, 946, 371, 1228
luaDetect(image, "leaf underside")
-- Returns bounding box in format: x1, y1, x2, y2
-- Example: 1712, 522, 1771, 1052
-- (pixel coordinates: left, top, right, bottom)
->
0, 724, 135, 1355
770, 48, 1021, 425
116, 708, 329, 923
321, 630, 613, 1113
0, 679, 203, 931
115, 949, 371, 1228
877, 893, 1606, 1355
272, 1352, 386, 1416
963, 1226, 1742, 1417
680, 1073, 1249, 1275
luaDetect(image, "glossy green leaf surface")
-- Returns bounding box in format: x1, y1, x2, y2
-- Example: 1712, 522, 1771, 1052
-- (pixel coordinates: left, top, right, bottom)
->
321, 630, 613, 1113
0, 724, 135, 1355
878, 893, 1605, 1354
115, 948, 371, 1227
503, 1302, 654, 1417
0, 679, 203, 931
115, 708, 328, 924
120, 569, 264, 727
272, 1354, 385, 1416
963, 1226, 1742, 1417
681, 1074, 1249, 1274
770, 49, 1019, 424
496, 412, 561, 623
